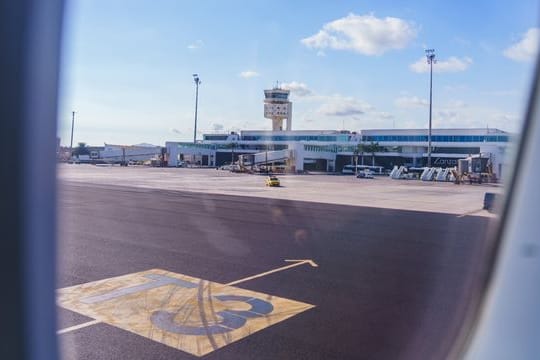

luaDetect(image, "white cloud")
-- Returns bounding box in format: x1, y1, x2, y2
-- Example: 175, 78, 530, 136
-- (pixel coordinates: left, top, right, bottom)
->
487, 113, 521, 128
316, 96, 373, 117
391, 96, 511, 130
437, 110, 459, 123
318, 103, 364, 117
281, 81, 313, 97
279, 83, 388, 128
409, 56, 473, 73
239, 70, 260, 79
376, 112, 394, 119
301, 13, 417, 56
447, 100, 467, 108
481, 89, 519, 97
228, 126, 242, 133
395, 96, 428, 108
428, 104, 520, 132
503, 28, 540, 62
187, 40, 204, 50
443, 84, 469, 92
212, 123, 224, 131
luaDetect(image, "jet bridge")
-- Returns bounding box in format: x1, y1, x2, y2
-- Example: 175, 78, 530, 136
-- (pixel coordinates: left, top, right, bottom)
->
238, 149, 292, 171
253, 149, 290, 164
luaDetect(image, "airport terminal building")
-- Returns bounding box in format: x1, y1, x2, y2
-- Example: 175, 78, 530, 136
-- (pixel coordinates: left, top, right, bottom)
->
166, 127, 510, 177
165, 87, 512, 177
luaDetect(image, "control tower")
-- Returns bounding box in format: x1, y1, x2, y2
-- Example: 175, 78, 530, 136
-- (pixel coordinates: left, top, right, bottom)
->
264, 85, 292, 131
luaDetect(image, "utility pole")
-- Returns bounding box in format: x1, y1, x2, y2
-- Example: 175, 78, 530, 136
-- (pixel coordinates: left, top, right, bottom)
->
192, 74, 201, 143
231, 142, 235, 170
354, 147, 359, 176
69, 111, 76, 160
426, 49, 436, 167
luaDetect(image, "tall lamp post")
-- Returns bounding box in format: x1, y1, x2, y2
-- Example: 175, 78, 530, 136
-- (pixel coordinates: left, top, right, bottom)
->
192, 74, 201, 143
265, 144, 269, 173
231, 142, 236, 170
426, 49, 436, 167
353, 147, 359, 176
69, 111, 76, 160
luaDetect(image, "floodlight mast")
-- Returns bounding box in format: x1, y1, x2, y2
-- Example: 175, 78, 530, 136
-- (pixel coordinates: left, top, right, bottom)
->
426, 49, 436, 167
193, 74, 201, 143
69, 111, 76, 160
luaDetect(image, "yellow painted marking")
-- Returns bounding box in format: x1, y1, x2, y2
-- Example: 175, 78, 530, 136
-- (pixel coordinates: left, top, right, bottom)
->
57, 268, 315, 357
225, 259, 318, 286
57, 319, 102, 335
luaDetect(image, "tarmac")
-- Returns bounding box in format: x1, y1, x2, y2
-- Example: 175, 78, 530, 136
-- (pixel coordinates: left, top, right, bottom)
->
56, 165, 500, 359
58, 164, 503, 217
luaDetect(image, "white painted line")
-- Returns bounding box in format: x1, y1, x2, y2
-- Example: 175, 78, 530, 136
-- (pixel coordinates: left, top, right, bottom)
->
57, 319, 101, 335
225, 259, 318, 287
457, 209, 484, 218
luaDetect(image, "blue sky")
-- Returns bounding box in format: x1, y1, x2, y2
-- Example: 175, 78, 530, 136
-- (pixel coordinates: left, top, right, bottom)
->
58, 0, 539, 145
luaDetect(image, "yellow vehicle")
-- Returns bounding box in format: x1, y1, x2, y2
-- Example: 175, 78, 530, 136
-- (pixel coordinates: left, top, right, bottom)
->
265, 176, 280, 187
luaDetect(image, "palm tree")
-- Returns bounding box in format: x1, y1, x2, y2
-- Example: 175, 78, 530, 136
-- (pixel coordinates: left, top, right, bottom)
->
352, 143, 367, 175
358, 143, 366, 165
366, 142, 382, 166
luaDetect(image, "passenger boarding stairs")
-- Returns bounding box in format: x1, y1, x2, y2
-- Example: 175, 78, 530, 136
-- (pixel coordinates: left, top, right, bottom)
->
420, 167, 436, 181
389, 166, 407, 179
436, 168, 451, 181
421, 167, 452, 181
390, 166, 453, 181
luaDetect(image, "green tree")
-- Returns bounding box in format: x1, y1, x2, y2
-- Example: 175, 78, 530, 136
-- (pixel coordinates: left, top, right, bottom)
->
357, 143, 367, 166
352, 143, 367, 175
365, 142, 382, 166
73, 142, 90, 156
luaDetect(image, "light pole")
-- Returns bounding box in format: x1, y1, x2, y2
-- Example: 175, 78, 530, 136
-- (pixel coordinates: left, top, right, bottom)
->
192, 74, 201, 143
231, 142, 236, 170
353, 147, 359, 176
426, 49, 436, 167
69, 111, 76, 160
265, 144, 268, 173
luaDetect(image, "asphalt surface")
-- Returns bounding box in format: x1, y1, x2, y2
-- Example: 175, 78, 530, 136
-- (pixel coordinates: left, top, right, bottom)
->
58, 164, 499, 216
57, 182, 493, 360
